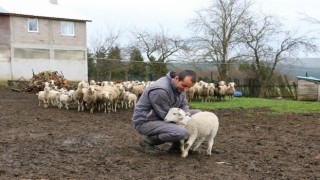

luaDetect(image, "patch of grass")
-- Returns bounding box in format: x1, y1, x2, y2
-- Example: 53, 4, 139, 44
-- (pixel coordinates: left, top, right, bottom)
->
190, 97, 320, 113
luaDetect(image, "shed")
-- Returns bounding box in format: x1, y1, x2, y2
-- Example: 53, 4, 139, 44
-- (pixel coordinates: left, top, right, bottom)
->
296, 76, 320, 101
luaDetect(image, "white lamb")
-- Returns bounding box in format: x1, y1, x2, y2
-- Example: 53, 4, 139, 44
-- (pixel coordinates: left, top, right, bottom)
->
37, 86, 51, 108
58, 92, 73, 110
123, 91, 137, 109
164, 108, 219, 158
82, 86, 97, 113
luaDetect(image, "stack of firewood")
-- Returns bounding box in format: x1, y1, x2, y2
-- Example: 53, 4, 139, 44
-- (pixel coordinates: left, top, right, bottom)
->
8, 71, 74, 93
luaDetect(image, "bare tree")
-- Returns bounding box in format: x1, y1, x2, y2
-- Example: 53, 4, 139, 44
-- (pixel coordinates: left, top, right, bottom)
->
188, 0, 252, 80
88, 25, 122, 81
132, 26, 184, 79
88, 25, 122, 60
243, 15, 318, 97
301, 14, 320, 24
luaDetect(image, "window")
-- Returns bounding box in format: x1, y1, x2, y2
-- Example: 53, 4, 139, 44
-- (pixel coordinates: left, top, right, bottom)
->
14, 48, 50, 59
28, 18, 38, 32
61, 21, 75, 36
54, 50, 85, 60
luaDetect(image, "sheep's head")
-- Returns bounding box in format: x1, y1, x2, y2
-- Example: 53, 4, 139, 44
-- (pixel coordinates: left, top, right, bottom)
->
43, 86, 51, 92
102, 91, 111, 99
164, 108, 186, 123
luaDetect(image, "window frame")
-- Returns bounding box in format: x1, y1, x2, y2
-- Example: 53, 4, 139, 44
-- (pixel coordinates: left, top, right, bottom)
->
28, 18, 39, 32
60, 21, 75, 36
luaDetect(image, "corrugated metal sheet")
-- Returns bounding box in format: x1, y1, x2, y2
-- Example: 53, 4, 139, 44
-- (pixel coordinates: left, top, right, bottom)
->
0, 0, 91, 22
296, 76, 320, 83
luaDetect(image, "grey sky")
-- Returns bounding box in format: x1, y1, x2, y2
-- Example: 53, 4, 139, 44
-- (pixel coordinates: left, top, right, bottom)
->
60, 0, 320, 57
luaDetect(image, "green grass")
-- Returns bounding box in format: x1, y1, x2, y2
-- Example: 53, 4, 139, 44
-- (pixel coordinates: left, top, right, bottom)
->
190, 97, 320, 114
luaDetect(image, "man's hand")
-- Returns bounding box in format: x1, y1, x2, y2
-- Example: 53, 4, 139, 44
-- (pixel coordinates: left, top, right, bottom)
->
181, 115, 191, 126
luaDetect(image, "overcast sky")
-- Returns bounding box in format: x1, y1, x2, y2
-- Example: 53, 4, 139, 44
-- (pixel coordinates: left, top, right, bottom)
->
59, 0, 320, 56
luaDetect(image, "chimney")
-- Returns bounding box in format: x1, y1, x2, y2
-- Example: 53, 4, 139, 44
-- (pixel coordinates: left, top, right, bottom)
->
50, 0, 58, 5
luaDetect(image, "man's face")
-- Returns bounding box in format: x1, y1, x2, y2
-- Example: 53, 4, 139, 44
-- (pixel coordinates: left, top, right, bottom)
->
174, 76, 195, 92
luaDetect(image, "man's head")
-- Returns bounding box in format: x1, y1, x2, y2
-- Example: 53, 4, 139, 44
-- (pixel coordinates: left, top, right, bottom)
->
172, 70, 197, 92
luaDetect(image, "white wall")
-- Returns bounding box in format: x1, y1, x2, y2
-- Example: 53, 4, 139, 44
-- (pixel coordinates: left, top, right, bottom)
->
0, 59, 88, 81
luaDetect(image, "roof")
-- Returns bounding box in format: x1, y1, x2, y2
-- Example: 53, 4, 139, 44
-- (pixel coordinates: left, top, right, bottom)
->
296, 76, 320, 83
0, 0, 91, 22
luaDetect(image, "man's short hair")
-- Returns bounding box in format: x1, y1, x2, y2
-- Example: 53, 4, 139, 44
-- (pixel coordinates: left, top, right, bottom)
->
177, 70, 197, 83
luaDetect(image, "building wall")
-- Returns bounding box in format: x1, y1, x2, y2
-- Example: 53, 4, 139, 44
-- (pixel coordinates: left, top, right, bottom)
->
0, 15, 88, 82
0, 15, 10, 45
11, 17, 87, 46
0, 15, 12, 80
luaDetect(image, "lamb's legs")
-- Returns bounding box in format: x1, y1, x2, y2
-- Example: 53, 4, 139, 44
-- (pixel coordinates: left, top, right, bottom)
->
206, 137, 214, 156
191, 137, 206, 152
180, 139, 185, 152
181, 135, 197, 158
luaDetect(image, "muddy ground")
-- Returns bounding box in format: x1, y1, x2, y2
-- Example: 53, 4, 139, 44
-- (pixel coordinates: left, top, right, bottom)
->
0, 88, 319, 179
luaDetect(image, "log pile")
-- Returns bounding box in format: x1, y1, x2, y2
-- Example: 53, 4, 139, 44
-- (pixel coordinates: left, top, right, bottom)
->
8, 71, 74, 93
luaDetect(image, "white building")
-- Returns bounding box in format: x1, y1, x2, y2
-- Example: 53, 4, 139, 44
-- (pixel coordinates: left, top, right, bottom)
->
0, 0, 91, 81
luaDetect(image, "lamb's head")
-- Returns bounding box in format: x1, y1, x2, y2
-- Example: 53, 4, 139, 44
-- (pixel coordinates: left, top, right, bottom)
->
44, 86, 51, 92
102, 91, 111, 99
164, 108, 186, 123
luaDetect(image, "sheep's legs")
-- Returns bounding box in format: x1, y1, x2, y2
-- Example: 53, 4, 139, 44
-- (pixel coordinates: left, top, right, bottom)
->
180, 139, 185, 152
191, 137, 206, 152
206, 137, 214, 156
181, 135, 197, 158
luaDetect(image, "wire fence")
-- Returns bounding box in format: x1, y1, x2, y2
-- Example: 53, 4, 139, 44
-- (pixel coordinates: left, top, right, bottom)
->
86, 60, 309, 99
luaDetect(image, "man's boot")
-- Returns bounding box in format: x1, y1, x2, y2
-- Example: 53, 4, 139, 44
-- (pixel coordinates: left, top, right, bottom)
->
168, 141, 181, 154
139, 135, 163, 154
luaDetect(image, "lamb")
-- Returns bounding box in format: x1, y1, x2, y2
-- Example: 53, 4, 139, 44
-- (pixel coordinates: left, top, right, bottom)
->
216, 81, 228, 101
73, 81, 88, 111
226, 82, 236, 100
164, 107, 219, 158
208, 83, 215, 102
199, 82, 210, 103
96, 89, 114, 113
58, 91, 73, 110
130, 84, 145, 99
101, 84, 119, 112
186, 86, 196, 102
37, 86, 51, 108
82, 86, 97, 113
48, 89, 60, 107
123, 91, 137, 109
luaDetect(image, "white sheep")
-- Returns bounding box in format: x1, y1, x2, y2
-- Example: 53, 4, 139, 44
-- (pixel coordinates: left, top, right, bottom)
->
226, 82, 236, 100
73, 81, 88, 111
130, 84, 145, 99
101, 84, 119, 112
48, 89, 60, 107
186, 86, 196, 102
123, 91, 137, 109
58, 92, 73, 110
37, 86, 51, 108
82, 86, 97, 113
164, 108, 219, 158
216, 81, 228, 101
199, 82, 210, 103
96, 89, 114, 113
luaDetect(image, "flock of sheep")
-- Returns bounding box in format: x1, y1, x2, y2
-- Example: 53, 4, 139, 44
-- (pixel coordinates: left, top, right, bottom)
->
36, 80, 144, 113
36, 79, 236, 114
187, 80, 236, 102
36, 79, 230, 157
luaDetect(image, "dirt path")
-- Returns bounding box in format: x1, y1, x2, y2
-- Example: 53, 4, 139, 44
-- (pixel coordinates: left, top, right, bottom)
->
0, 89, 319, 179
